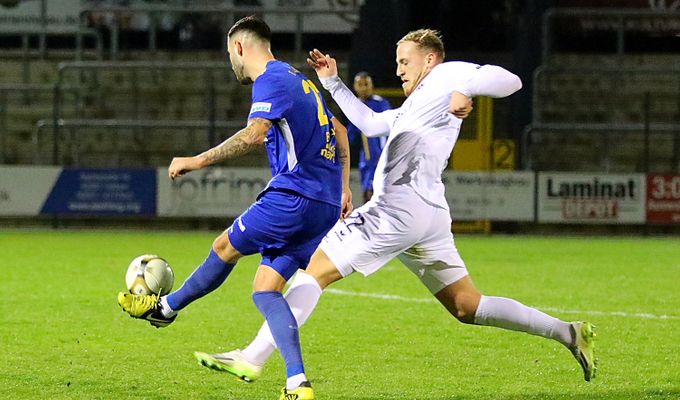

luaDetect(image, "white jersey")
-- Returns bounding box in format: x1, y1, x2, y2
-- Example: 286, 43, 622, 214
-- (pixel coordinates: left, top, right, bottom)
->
321, 61, 521, 209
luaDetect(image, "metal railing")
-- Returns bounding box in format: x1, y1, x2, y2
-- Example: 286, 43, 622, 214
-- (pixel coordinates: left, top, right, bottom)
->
542, 8, 680, 60
33, 118, 243, 166
2, 60, 345, 166
50, 60, 347, 156
521, 122, 680, 173
52, 61, 237, 159
0, 84, 56, 164
527, 65, 680, 172
1, 1, 359, 60
530, 9, 680, 173
4, 29, 104, 61
0, 84, 86, 164
532, 65, 680, 124
79, 4, 360, 61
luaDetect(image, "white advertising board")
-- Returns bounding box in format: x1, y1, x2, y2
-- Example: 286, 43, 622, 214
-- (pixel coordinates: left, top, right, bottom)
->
157, 168, 534, 220
443, 171, 535, 221
0, 166, 60, 216
157, 167, 364, 218
0, 0, 80, 33
537, 172, 646, 224
157, 167, 270, 217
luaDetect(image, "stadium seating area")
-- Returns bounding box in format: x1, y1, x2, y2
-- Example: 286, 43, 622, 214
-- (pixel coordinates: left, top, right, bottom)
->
0, 48, 344, 167
1, 34, 679, 173
526, 53, 680, 172
535, 54, 680, 124
0, 51, 250, 165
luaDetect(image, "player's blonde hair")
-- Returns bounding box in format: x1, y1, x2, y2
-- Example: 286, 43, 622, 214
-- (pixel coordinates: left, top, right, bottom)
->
397, 29, 445, 60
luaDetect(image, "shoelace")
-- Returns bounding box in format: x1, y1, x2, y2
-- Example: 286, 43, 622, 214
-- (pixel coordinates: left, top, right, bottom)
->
130, 293, 159, 316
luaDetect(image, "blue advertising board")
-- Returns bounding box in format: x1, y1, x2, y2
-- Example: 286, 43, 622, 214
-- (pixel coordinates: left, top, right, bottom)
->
41, 168, 157, 216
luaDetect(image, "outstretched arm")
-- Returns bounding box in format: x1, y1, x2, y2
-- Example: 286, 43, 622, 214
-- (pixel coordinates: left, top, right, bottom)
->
332, 116, 353, 219
307, 49, 391, 138
168, 118, 271, 179
447, 63, 521, 119
454, 64, 522, 99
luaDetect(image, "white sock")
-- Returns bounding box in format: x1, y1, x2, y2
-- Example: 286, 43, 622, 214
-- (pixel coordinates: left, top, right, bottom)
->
474, 295, 573, 347
159, 296, 177, 318
286, 373, 307, 390
241, 271, 323, 365
241, 323, 276, 366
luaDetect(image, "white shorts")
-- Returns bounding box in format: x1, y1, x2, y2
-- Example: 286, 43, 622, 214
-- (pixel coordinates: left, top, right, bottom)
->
319, 190, 468, 294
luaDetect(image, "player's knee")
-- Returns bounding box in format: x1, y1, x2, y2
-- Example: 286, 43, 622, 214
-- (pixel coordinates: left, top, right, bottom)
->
212, 232, 241, 263
451, 292, 480, 324
306, 269, 334, 289
306, 250, 343, 289
437, 279, 481, 324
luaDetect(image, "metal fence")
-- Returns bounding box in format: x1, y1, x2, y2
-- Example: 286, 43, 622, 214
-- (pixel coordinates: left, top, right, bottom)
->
33, 118, 244, 166
3, 29, 104, 61
521, 122, 680, 173
54, 61, 236, 119
1, 3, 359, 61
0, 84, 83, 164
527, 59, 680, 173
0, 59, 349, 166
532, 65, 680, 124
79, 4, 360, 61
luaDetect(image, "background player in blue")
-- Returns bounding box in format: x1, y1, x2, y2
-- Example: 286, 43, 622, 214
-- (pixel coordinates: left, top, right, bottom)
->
347, 72, 391, 203
117, 16, 352, 400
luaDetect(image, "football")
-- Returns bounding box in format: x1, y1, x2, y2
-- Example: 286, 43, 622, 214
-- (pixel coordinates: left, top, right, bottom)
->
125, 254, 174, 296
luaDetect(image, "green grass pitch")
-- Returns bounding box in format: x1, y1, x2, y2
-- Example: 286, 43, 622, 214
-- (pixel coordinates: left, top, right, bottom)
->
1, 230, 679, 399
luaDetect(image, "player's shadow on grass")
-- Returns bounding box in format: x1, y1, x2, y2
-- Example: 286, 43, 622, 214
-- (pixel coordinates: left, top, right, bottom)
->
350, 388, 680, 400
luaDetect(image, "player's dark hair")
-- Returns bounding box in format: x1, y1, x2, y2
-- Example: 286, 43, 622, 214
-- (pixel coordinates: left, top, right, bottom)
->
228, 15, 272, 42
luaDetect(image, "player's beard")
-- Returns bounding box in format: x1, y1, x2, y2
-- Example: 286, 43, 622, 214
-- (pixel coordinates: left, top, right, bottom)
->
233, 63, 253, 85
402, 78, 418, 97
402, 82, 412, 97
403, 68, 429, 97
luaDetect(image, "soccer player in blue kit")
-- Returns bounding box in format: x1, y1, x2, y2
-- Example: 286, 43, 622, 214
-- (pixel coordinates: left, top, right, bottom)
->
347, 72, 391, 203
118, 16, 351, 400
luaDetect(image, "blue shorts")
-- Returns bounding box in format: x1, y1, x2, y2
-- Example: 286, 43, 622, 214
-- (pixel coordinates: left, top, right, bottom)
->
228, 189, 341, 280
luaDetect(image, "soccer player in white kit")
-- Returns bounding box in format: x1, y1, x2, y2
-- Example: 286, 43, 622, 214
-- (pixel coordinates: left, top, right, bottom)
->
196, 29, 597, 389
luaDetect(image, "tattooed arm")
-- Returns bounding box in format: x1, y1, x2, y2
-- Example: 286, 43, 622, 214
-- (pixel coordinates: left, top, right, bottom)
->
332, 116, 353, 219
168, 118, 271, 179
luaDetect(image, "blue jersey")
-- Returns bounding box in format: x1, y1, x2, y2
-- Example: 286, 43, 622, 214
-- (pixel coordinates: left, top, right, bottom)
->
347, 94, 391, 190
248, 60, 342, 207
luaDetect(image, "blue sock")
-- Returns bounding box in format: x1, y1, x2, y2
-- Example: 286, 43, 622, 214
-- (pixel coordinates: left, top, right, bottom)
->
252, 291, 304, 377
166, 249, 234, 311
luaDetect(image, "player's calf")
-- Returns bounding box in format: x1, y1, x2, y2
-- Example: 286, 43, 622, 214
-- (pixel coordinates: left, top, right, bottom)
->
434, 277, 482, 324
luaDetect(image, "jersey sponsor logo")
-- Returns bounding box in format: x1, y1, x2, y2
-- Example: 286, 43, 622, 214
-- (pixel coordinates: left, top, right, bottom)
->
250, 102, 272, 113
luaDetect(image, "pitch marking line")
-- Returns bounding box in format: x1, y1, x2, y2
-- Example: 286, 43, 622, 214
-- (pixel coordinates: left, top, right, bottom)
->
325, 288, 679, 320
